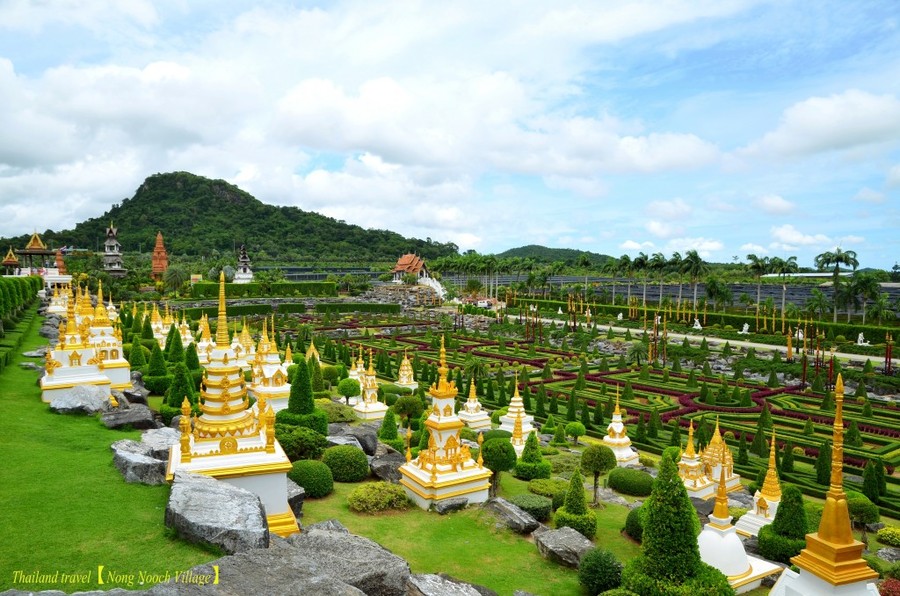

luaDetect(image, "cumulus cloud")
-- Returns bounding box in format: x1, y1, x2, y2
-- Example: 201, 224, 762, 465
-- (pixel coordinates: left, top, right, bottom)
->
769, 224, 831, 250
620, 240, 655, 251
664, 237, 723, 258
645, 220, 683, 238
741, 90, 900, 158
740, 243, 767, 254
646, 198, 691, 219
754, 194, 794, 214
852, 187, 885, 203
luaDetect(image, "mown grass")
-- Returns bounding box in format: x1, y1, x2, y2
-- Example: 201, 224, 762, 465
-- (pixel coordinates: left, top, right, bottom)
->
0, 311, 214, 592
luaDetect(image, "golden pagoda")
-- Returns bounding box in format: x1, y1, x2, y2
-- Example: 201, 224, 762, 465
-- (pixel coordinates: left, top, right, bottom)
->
771, 374, 879, 595
395, 349, 418, 391
305, 339, 320, 363
678, 419, 714, 495
499, 372, 535, 436
735, 431, 782, 537
196, 313, 214, 365
399, 336, 491, 509
603, 385, 639, 467
353, 349, 388, 421
166, 271, 299, 537
249, 319, 291, 414
458, 375, 490, 430
348, 347, 366, 382
85, 280, 131, 391
698, 418, 741, 496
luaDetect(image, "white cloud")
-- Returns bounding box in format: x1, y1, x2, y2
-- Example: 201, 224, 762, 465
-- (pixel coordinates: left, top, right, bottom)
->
645, 220, 683, 238
664, 237, 723, 258
887, 165, 900, 188
741, 90, 900, 158
620, 240, 655, 251
754, 194, 794, 214
646, 198, 692, 219
852, 187, 885, 203
769, 224, 831, 248
740, 243, 768, 254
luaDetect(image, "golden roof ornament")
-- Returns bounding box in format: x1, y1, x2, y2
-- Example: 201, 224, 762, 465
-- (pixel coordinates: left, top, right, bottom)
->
284, 344, 293, 364
513, 408, 524, 442
685, 419, 696, 458
760, 430, 782, 500
367, 349, 375, 375
467, 377, 478, 402
214, 271, 230, 347
614, 384, 621, 416
711, 450, 732, 524
429, 335, 457, 399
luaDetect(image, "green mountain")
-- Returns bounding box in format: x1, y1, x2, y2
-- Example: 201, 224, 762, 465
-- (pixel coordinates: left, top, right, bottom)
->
496, 244, 612, 266
1, 172, 459, 262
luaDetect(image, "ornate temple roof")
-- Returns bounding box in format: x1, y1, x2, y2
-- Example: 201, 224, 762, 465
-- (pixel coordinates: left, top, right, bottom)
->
25, 231, 47, 250
392, 253, 427, 274
2, 246, 19, 266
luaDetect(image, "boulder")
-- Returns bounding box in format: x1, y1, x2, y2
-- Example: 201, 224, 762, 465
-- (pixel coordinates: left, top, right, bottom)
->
111, 440, 166, 485
38, 324, 59, 341
741, 535, 760, 557
535, 526, 595, 568
595, 487, 629, 507
287, 479, 306, 518
483, 498, 539, 534
341, 425, 379, 455
124, 372, 150, 405
19, 362, 43, 371
728, 491, 755, 509
691, 497, 715, 517
877, 547, 900, 563
407, 574, 497, 596
370, 451, 407, 484
102, 403, 158, 430
141, 427, 180, 460
374, 442, 401, 457
287, 523, 411, 595
305, 519, 349, 533
165, 471, 269, 554
434, 497, 469, 515
49, 385, 112, 415
23, 347, 48, 358
867, 522, 886, 533
326, 435, 364, 450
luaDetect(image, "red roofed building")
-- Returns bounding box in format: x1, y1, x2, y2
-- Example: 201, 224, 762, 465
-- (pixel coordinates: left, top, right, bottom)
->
391, 253, 430, 283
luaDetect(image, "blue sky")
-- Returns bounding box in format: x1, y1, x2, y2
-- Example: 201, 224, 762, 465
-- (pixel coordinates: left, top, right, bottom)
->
0, 0, 898, 269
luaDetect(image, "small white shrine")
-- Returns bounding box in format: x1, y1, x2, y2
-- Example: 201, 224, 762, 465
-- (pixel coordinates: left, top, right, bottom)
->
249, 318, 291, 414
399, 337, 491, 509
735, 432, 782, 537
395, 349, 418, 391
499, 375, 534, 436
457, 379, 491, 430
85, 281, 131, 391
602, 389, 639, 467
679, 419, 741, 499
353, 350, 388, 421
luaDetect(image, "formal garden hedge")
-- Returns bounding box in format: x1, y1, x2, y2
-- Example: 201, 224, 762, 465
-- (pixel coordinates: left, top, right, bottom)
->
190, 281, 336, 299
314, 303, 401, 314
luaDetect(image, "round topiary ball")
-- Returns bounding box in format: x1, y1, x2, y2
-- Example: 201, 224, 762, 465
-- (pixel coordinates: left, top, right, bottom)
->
578, 548, 623, 595
322, 445, 370, 482
288, 460, 333, 498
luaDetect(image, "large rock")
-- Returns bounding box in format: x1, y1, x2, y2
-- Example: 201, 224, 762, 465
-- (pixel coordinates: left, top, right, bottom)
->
287, 479, 306, 518
305, 519, 349, 533
38, 324, 59, 341
370, 451, 407, 484
374, 442, 401, 457
483, 498, 539, 534
878, 547, 900, 563
434, 497, 469, 515
287, 523, 410, 595
23, 347, 48, 358
595, 487, 629, 507
165, 471, 269, 554
49, 385, 112, 415
101, 403, 158, 430
124, 371, 150, 405
326, 435, 364, 450
406, 574, 497, 596
141, 427, 180, 460
341, 425, 379, 455
111, 440, 166, 485
535, 526, 595, 567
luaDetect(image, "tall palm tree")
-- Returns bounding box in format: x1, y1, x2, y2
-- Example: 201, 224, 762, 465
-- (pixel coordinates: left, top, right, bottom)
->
745, 254, 770, 312
633, 252, 650, 307
770, 255, 798, 332
577, 252, 592, 300
682, 250, 708, 313
603, 258, 620, 306
668, 252, 684, 312
850, 272, 881, 325
867, 293, 896, 326
814, 248, 859, 323
705, 275, 726, 312
617, 254, 634, 308
650, 252, 667, 306
806, 288, 831, 321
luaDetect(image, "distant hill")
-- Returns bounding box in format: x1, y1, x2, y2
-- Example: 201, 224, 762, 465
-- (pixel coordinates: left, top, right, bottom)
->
497, 244, 613, 265
0, 172, 459, 262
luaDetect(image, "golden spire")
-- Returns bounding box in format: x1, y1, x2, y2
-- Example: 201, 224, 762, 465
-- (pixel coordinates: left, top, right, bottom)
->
430, 335, 457, 399
284, 343, 293, 364
786, 327, 793, 361
712, 450, 731, 522
367, 349, 375, 375
790, 373, 878, 585
711, 416, 723, 445
92, 280, 111, 326
614, 384, 621, 416
270, 316, 278, 350
468, 377, 478, 402
513, 407, 523, 442
513, 371, 520, 399
685, 419, 696, 458
760, 430, 782, 500
214, 271, 229, 347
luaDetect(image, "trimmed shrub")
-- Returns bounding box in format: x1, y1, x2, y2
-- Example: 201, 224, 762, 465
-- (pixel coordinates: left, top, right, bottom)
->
515, 431, 552, 480
624, 505, 644, 542
143, 374, 173, 395
579, 548, 623, 595
275, 409, 329, 435
608, 468, 654, 497
482, 429, 512, 442
508, 493, 553, 522
314, 398, 357, 423
555, 470, 597, 539
528, 478, 569, 510
490, 407, 509, 425
621, 558, 731, 596
758, 485, 808, 563
878, 526, 900, 548
758, 524, 806, 564
276, 424, 327, 461
288, 460, 333, 498
322, 445, 370, 482
347, 482, 412, 513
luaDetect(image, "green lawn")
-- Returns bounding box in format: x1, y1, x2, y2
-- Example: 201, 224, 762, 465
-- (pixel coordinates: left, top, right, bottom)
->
0, 310, 214, 593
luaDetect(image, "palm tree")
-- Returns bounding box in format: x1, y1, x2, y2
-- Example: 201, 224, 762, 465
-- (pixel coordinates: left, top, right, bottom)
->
705, 275, 726, 312
668, 252, 684, 313
626, 341, 649, 366
617, 254, 634, 308
634, 252, 650, 307
746, 253, 770, 314
814, 248, 859, 323
867, 293, 896, 326
603, 258, 620, 306
650, 252, 667, 306
770, 255, 798, 332
806, 288, 831, 321
850, 272, 881, 325
577, 252, 592, 300
164, 267, 188, 295
682, 250, 708, 313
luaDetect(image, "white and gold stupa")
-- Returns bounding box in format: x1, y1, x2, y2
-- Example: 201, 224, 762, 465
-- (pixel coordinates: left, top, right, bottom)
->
771, 375, 879, 596
399, 336, 491, 509
40, 297, 112, 402
395, 349, 418, 391
353, 350, 388, 421
603, 387, 639, 467
46, 283, 69, 315
699, 452, 782, 593
735, 432, 782, 537
85, 280, 131, 391
249, 317, 291, 414
166, 272, 299, 538
348, 347, 366, 383
499, 374, 534, 436
195, 313, 214, 365
457, 378, 491, 430
679, 418, 741, 499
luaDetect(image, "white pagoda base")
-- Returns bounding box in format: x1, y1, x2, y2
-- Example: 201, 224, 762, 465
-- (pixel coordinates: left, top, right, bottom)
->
458, 409, 491, 430
499, 412, 534, 436
101, 360, 133, 391
770, 567, 878, 596
40, 368, 112, 403
603, 438, 639, 467
399, 460, 491, 510
166, 437, 298, 537
353, 399, 388, 421
395, 380, 419, 392
699, 521, 783, 593
735, 494, 781, 537
249, 387, 290, 414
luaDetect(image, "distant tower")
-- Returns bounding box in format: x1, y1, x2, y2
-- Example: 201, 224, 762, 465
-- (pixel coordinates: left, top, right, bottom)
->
103, 222, 127, 278
233, 244, 254, 284
151, 231, 168, 281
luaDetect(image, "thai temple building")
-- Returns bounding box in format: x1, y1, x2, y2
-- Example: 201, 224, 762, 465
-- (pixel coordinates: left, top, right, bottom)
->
166, 272, 299, 538
499, 374, 534, 436
5, 232, 71, 292
395, 350, 418, 391
391, 253, 445, 299
233, 244, 253, 284
699, 453, 782, 593
735, 432, 782, 537
353, 351, 388, 421
249, 318, 291, 414
151, 231, 168, 281
103, 222, 127, 278
348, 347, 366, 383
602, 388, 639, 467
771, 375, 879, 595
40, 298, 112, 403
399, 337, 491, 509
678, 418, 741, 499
2, 246, 18, 274
457, 379, 491, 430
305, 339, 319, 364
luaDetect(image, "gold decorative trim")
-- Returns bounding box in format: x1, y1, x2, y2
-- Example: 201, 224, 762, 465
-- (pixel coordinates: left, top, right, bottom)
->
266, 511, 300, 537
399, 477, 491, 501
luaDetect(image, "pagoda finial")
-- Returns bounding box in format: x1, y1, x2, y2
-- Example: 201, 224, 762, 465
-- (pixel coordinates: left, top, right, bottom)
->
685, 419, 696, 458
430, 335, 457, 399
468, 377, 478, 401
438, 334, 448, 380
214, 271, 229, 347
760, 429, 782, 500
614, 384, 621, 416
513, 371, 520, 398
96, 279, 104, 306
284, 343, 293, 364
367, 349, 375, 374
513, 408, 523, 442
817, 374, 853, 544
712, 450, 731, 522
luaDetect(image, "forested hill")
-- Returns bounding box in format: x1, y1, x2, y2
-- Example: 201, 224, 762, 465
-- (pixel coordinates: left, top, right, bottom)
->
497, 244, 612, 265
2, 172, 459, 262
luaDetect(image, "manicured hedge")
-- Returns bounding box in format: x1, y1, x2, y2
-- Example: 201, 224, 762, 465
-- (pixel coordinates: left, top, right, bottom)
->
190, 281, 336, 299
314, 302, 400, 314
276, 303, 307, 314
322, 445, 370, 482
608, 468, 654, 497
288, 460, 333, 498
347, 482, 411, 513
528, 478, 569, 510
508, 493, 553, 522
